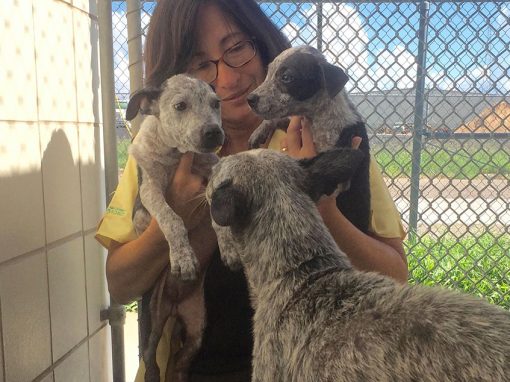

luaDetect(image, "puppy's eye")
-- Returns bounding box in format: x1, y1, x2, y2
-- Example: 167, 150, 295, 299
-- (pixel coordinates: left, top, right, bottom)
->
281, 73, 295, 84
212, 99, 220, 109
174, 102, 187, 111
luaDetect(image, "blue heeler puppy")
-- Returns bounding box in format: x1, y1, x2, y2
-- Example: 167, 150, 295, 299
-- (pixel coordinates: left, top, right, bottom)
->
206, 147, 510, 382
247, 45, 370, 233
126, 74, 224, 382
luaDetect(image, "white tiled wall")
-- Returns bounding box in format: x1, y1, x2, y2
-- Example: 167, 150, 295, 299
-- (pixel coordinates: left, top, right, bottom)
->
0, 1, 110, 381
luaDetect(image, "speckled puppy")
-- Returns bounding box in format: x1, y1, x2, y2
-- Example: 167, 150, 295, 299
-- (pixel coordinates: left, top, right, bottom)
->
126, 74, 224, 382
247, 45, 371, 233
127, 74, 224, 280
207, 148, 510, 382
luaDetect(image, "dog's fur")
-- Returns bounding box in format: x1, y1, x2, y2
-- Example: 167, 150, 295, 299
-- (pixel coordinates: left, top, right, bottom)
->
126, 74, 224, 382
247, 45, 371, 232
206, 148, 510, 382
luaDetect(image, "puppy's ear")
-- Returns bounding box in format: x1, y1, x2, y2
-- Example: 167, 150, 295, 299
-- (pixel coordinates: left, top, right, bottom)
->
210, 180, 249, 227
299, 148, 364, 201
125, 86, 162, 121
321, 63, 349, 98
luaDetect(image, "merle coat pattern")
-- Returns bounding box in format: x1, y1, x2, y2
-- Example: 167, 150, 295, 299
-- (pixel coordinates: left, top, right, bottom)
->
126, 74, 224, 382
206, 148, 510, 382
247, 46, 370, 233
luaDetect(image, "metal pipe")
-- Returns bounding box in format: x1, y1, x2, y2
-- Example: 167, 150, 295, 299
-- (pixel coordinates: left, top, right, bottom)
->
317, 2, 323, 51
126, 0, 145, 136
98, 1, 126, 381
409, 0, 430, 242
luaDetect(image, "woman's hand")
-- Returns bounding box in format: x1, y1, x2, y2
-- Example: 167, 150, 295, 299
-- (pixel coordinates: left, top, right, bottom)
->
165, 152, 210, 231
280, 116, 317, 159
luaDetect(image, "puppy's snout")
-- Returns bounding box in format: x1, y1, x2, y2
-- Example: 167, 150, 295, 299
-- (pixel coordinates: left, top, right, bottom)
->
201, 124, 225, 150
247, 93, 259, 109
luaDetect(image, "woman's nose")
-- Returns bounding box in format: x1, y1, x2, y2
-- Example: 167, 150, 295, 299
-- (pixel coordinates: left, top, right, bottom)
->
215, 60, 241, 88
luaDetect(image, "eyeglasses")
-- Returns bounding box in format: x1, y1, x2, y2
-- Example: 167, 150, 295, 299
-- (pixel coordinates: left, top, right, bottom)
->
189, 40, 257, 84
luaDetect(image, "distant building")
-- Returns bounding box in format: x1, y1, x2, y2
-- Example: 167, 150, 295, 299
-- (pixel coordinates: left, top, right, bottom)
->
349, 88, 507, 134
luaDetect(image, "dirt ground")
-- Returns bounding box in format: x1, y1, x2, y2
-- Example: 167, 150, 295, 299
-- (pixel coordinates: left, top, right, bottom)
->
385, 176, 510, 200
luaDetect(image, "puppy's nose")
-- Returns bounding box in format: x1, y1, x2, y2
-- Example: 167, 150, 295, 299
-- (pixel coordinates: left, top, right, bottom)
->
246, 93, 259, 109
202, 124, 225, 148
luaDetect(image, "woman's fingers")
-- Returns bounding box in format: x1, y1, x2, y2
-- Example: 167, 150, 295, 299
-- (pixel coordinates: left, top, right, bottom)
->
282, 116, 317, 159
166, 152, 210, 230
299, 117, 316, 158
285, 116, 303, 154
351, 136, 362, 149
174, 152, 195, 180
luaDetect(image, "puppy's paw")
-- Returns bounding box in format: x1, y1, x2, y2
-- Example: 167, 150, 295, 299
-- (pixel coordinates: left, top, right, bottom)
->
248, 130, 269, 149
221, 253, 243, 271
169, 245, 199, 281
248, 120, 276, 149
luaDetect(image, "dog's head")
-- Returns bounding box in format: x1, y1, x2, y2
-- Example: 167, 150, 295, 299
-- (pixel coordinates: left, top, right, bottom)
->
247, 46, 349, 119
126, 74, 224, 153
206, 147, 364, 228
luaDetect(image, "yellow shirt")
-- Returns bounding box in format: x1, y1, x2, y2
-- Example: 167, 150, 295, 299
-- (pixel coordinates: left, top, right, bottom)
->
95, 130, 406, 381
96, 130, 405, 247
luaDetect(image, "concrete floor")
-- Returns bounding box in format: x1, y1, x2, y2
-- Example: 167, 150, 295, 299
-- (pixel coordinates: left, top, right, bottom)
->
124, 312, 140, 382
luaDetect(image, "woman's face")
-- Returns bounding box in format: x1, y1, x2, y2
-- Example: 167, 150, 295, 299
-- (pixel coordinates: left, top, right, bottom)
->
189, 3, 266, 129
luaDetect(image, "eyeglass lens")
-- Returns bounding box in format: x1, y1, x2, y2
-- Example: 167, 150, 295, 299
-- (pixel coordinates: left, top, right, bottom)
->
193, 40, 256, 83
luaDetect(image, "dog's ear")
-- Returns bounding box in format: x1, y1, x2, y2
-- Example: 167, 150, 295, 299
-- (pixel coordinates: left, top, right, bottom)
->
321, 63, 349, 98
125, 86, 162, 121
210, 179, 249, 227
299, 148, 364, 201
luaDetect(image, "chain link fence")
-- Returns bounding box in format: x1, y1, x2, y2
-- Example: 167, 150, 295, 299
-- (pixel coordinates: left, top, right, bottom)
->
111, 0, 510, 308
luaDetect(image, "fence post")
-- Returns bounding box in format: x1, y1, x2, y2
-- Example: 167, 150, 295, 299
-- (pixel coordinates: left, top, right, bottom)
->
409, 0, 430, 242
98, 1, 126, 381
317, 1, 323, 51
126, 0, 145, 136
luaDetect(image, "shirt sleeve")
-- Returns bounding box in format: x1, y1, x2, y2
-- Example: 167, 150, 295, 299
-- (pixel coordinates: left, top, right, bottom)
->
368, 158, 407, 240
95, 155, 139, 250
268, 131, 406, 240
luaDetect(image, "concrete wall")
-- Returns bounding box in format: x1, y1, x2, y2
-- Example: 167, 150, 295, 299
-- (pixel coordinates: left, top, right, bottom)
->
0, 1, 111, 381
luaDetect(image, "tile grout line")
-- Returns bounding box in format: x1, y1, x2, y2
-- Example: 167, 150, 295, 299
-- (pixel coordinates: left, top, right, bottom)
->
0, 228, 97, 270
31, 0, 55, 370
32, 322, 108, 382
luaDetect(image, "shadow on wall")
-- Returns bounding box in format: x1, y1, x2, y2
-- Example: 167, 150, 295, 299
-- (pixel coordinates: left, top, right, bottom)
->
0, 126, 110, 382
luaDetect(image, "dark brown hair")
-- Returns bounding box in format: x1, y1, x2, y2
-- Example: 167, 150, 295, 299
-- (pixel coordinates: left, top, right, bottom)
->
144, 0, 291, 88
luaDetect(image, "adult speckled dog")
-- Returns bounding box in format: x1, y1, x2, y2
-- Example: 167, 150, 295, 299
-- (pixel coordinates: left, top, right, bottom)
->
126, 74, 224, 382
206, 148, 510, 382
247, 45, 370, 233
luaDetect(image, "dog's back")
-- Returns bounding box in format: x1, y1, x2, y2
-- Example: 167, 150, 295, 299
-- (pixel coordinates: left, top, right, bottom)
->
269, 269, 510, 382
207, 148, 510, 382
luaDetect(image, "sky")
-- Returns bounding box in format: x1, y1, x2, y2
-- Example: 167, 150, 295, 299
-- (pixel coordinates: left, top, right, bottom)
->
112, 1, 510, 99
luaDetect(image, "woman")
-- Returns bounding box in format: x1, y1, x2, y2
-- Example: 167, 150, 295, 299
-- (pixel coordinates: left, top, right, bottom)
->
96, 0, 408, 380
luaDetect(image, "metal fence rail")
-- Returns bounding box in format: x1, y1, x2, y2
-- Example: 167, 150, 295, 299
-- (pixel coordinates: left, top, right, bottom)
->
111, 1, 510, 309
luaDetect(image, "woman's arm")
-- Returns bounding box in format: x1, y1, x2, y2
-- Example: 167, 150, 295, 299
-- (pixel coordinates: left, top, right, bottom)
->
105, 153, 218, 304
317, 196, 408, 283
283, 117, 408, 283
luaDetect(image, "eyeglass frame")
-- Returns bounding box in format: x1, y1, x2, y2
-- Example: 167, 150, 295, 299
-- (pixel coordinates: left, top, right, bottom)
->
189, 39, 258, 84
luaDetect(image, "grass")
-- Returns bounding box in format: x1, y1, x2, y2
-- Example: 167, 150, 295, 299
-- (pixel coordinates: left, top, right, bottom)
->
124, 234, 510, 313
407, 233, 510, 309
117, 138, 131, 170
375, 145, 510, 179
119, 136, 510, 179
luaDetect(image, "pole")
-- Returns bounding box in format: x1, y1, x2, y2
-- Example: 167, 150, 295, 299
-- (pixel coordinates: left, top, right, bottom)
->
126, 0, 145, 136
98, 1, 126, 381
409, 0, 430, 242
